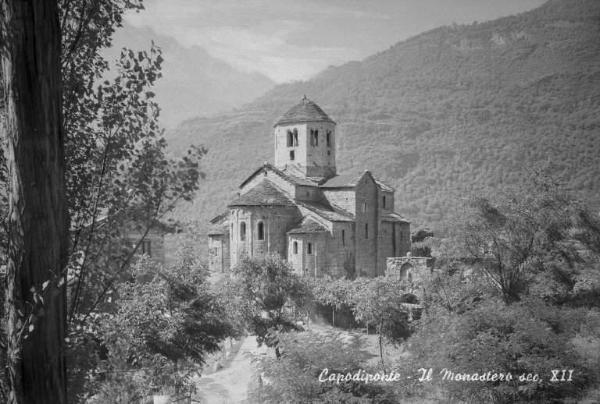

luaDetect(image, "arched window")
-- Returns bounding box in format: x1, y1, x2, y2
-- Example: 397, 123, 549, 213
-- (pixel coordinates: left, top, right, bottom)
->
240, 222, 246, 241
293, 128, 299, 146
382, 195, 387, 209
310, 129, 319, 146
287, 130, 294, 147
326, 130, 331, 147
307, 242, 313, 254
341, 229, 346, 246
257, 222, 264, 240
293, 241, 298, 254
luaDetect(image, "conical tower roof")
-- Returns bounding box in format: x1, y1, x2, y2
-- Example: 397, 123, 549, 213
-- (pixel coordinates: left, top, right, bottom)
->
274, 96, 335, 126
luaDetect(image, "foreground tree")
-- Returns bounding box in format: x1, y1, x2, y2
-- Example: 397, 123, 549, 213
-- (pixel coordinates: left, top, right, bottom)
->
0, 0, 68, 402
350, 278, 413, 367
85, 254, 234, 403
218, 256, 311, 357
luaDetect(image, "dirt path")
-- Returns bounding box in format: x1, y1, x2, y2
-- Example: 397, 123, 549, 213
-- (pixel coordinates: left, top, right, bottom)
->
193, 336, 268, 404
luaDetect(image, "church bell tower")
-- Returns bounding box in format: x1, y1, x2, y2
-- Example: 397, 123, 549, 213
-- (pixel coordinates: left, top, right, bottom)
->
273, 96, 336, 179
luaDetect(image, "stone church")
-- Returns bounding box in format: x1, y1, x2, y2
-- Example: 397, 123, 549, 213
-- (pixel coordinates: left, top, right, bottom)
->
208, 97, 411, 278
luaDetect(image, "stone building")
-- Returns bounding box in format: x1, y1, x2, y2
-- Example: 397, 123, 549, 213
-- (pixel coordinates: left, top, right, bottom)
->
208, 96, 411, 278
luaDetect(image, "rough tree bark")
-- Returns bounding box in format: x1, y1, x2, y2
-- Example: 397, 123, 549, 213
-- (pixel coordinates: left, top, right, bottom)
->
0, 1, 68, 403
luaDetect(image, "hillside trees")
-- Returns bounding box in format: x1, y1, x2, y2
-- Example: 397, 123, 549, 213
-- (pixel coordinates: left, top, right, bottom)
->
399, 184, 600, 403
0, 0, 68, 402
456, 177, 600, 304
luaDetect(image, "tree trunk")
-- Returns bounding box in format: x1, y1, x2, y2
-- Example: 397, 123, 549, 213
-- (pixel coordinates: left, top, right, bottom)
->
0, 1, 68, 403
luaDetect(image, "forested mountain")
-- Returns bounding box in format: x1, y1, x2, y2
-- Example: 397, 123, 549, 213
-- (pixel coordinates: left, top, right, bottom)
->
168, 0, 600, 235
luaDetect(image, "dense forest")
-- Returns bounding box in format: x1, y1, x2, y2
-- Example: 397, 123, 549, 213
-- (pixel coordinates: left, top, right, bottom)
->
168, 0, 600, 240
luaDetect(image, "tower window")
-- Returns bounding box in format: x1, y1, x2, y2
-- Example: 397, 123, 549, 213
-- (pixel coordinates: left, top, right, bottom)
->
293, 241, 298, 254
307, 242, 312, 254
290, 150, 295, 160
326, 130, 331, 147
310, 129, 319, 146
365, 223, 369, 239
240, 222, 246, 241
383, 196, 387, 209
257, 222, 264, 240
287, 130, 293, 147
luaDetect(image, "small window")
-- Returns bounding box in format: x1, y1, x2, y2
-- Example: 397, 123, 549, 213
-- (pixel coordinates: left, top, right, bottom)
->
365, 223, 369, 239
293, 129, 299, 146
287, 130, 294, 147
290, 150, 295, 160
240, 222, 246, 241
326, 130, 331, 147
307, 242, 312, 254
141, 239, 152, 256
341, 230, 346, 246
257, 222, 264, 240
310, 129, 319, 146
293, 241, 298, 254
382, 195, 387, 209
362, 202, 367, 213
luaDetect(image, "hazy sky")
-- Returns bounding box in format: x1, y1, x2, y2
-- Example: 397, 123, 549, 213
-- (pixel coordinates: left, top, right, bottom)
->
126, 0, 547, 83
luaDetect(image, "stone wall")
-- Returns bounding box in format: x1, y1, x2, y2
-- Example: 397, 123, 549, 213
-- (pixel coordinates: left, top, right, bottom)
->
208, 233, 230, 273
354, 174, 379, 277
329, 221, 356, 278
229, 205, 302, 267
287, 232, 328, 277
386, 255, 434, 300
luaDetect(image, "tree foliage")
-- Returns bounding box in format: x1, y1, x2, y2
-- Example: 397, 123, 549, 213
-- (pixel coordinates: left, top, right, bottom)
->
249, 331, 393, 404
399, 184, 600, 403
218, 256, 311, 355
80, 253, 234, 403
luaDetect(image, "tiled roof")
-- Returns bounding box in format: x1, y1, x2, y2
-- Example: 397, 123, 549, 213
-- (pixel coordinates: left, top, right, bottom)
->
208, 222, 229, 236
275, 96, 335, 126
288, 218, 328, 234
382, 212, 410, 224
239, 163, 318, 189
297, 200, 354, 222
320, 169, 395, 191
320, 171, 365, 188
210, 211, 229, 224
228, 180, 295, 207
375, 179, 395, 192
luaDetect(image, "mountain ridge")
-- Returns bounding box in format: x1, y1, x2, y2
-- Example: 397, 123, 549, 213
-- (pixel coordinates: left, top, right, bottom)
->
107, 24, 275, 128
167, 0, 600, 238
